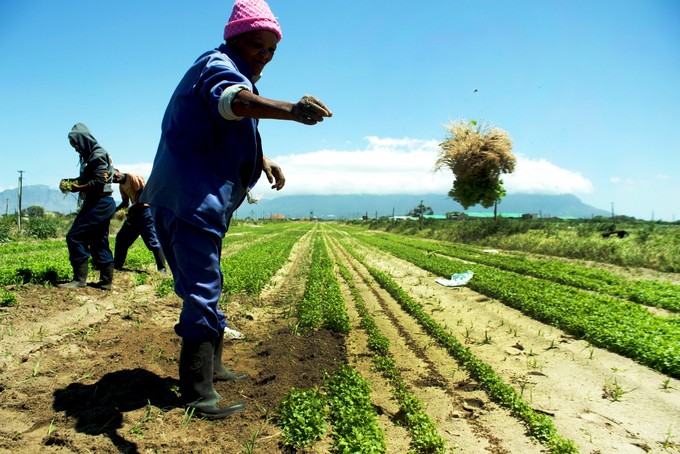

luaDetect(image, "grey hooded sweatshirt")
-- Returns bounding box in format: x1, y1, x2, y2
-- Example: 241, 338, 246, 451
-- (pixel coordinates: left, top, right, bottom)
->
68, 123, 114, 199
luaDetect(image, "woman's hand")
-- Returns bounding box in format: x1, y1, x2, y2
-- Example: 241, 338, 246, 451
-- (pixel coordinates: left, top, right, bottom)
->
263, 156, 285, 190
291, 95, 333, 125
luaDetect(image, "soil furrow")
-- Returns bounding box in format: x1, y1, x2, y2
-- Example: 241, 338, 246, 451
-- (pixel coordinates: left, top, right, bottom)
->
331, 237, 544, 453
347, 235, 680, 453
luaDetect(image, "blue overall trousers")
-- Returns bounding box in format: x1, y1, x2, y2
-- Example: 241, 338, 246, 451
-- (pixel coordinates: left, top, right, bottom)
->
115, 205, 162, 262
151, 205, 227, 341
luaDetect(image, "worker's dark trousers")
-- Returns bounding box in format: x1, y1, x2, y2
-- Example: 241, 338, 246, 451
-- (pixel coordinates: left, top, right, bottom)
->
66, 196, 116, 268
115, 206, 162, 266
151, 205, 227, 341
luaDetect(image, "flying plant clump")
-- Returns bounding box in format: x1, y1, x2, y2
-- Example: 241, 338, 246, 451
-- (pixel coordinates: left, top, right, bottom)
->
436, 120, 515, 210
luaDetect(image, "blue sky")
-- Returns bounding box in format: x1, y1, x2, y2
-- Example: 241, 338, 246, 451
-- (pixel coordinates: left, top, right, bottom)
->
1, 0, 678, 220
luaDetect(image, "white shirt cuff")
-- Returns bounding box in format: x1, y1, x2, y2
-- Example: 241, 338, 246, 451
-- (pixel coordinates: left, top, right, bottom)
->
218, 84, 250, 120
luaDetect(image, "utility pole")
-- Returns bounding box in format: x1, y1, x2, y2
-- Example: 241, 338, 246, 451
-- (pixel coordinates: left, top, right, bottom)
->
610, 202, 614, 218
17, 170, 24, 231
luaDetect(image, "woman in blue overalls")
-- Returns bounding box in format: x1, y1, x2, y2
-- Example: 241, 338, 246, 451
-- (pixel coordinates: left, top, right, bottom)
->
142, 0, 332, 419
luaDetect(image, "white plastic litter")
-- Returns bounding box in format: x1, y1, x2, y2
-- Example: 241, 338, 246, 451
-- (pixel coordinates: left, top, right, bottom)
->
483, 249, 499, 254
224, 326, 245, 339
435, 270, 474, 287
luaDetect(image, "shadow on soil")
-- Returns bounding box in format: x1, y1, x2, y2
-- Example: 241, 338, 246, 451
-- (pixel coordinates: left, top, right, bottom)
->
52, 368, 179, 454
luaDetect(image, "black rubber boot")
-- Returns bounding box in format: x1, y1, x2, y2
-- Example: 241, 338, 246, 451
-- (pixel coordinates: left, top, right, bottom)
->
214, 331, 249, 382
179, 338, 245, 420
113, 248, 126, 271
94, 263, 114, 290
152, 248, 167, 274
59, 261, 88, 288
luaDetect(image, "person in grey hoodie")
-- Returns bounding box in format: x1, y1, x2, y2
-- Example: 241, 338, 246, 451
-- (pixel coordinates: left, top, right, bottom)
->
59, 123, 116, 290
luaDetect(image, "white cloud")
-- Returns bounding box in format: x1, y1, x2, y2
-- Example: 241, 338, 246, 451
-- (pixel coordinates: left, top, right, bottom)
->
503, 155, 593, 194
253, 138, 595, 198
120, 138, 595, 200
609, 175, 636, 190
114, 162, 153, 180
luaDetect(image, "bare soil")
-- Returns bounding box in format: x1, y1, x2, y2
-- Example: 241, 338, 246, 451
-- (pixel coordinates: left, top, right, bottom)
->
0, 230, 679, 453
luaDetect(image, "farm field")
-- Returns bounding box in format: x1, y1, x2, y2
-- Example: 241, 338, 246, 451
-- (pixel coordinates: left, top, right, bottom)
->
0, 222, 679, 453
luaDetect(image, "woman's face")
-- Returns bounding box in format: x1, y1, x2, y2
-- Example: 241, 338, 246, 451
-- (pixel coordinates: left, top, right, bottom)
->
229, 30, 277, 76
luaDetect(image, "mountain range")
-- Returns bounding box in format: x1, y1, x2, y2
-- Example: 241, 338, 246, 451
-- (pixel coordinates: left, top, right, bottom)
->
0, 185, 610, 219
243, 193, 611, 219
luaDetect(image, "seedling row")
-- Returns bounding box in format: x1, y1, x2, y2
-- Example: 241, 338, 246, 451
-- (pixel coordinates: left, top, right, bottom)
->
361, 228, 680, 312
350, 230, 680, 378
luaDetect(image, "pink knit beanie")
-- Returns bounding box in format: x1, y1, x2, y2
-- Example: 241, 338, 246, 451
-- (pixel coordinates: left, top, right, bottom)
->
224, 0, 282, 42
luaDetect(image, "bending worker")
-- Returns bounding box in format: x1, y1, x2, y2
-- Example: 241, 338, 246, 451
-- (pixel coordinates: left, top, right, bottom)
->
112, 169, 167, 273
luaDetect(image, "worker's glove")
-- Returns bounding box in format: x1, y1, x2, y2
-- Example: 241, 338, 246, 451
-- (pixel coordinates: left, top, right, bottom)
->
291, 95, 332, 125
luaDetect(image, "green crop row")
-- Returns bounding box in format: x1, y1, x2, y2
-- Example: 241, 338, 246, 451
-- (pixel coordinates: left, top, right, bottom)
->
0, 223, 300, 286
115, 225, 300, 273
339, 240, 577, 453
221, 227, 309, 296
0, 238, 66, 256
334, 253, 446, 453
296, 235, 350, 334
0, 236, 155, 286
277, 365, 386, 453
367, 230, 680, 312
0, 247, 72, 286
1, 288, 18, 307
355, 234, 680, 378
277, 387, 327, 450
325, 365, 387, 453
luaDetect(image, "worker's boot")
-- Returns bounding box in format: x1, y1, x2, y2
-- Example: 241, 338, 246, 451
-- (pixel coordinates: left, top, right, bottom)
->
179, 338, 245, 419
152, 248, 167, 274
214, 331, 248, 382
113, 249, 126, 271
94, 263, 114, 290
59, 261, 88, 288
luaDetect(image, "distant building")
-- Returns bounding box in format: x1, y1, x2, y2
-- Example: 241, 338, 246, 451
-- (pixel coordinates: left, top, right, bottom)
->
392, 216, 418, 221
445, 211, 525, 219
445, 211, 466, 220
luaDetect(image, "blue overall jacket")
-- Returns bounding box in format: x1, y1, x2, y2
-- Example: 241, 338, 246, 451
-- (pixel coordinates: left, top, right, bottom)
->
142, 44, 263, 236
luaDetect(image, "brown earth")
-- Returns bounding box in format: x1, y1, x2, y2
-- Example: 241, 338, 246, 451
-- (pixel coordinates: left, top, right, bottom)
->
0, 228, 679, 453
